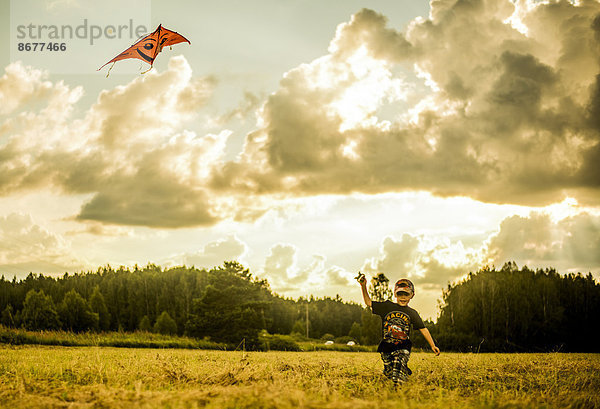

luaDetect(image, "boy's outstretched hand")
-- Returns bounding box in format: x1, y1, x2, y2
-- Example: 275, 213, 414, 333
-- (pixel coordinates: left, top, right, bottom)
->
355, 272, 366, 285
431, 345, 441, 356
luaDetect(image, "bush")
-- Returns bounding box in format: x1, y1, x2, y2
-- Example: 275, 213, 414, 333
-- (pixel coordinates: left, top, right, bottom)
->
289, 332, 309, 342
334, 336, 354, 344
321, 333, 335, 341
0, 325, 226, 349
298, 340, 376, 352
259, 333, 301, 351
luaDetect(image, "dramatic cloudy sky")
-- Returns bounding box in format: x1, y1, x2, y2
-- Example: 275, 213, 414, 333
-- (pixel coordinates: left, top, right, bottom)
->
2, 0, 600, 319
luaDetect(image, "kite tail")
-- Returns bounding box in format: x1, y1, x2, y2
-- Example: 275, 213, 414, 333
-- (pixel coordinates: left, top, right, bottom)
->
141, 65, 153, 75
105, 62, 116, 78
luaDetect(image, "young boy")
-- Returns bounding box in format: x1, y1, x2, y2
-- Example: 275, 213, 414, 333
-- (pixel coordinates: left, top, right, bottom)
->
358, 274, 440, 384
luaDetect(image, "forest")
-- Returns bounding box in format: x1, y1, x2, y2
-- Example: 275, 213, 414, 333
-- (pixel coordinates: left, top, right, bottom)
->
433, 262, 600, 352
1, 261, 599, 352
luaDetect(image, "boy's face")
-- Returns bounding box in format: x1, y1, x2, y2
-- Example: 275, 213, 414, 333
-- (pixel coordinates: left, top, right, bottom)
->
394, 280, 414, 306
395, 291, 413, 306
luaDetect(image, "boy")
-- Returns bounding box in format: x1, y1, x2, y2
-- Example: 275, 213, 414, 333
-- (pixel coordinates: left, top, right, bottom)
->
358, 274, 440, 385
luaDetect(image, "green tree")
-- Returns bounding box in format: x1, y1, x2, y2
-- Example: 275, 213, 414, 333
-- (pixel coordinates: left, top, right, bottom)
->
21, 289, 61, 330
186, 262, 268, 346
348, 321, 361, 342
369, 273, 393, 302
435, 263, 600, 352
153, 311, 177, 335
1, 304, 15, 327
360, 308, 381, 345
89, 286, 110, 331
59, 289, 99, 332
290, 320, 305, 336
139, 315, 152, 332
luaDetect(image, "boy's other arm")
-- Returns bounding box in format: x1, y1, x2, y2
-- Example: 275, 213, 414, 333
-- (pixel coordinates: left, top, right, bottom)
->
358, 276, 372, 307
419, 327, 441, 355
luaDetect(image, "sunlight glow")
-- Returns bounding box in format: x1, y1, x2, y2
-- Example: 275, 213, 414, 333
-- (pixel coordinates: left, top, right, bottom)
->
325, 47, 407, 131
542, 197, 580, 222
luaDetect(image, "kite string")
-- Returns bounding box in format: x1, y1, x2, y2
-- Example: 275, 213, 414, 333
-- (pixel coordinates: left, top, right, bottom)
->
105, 62, 116, 78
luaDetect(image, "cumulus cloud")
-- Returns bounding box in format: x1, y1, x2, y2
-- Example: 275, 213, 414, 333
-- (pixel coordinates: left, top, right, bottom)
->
0, 57, 231, 228
361, 206, 600, 290
263, 245, 353, 294
0, 61, 81, 116
362, 233, 482, 289
179, 235, 247, 268
0, 213, 85, 275
215, 1, 600, 206
4, 1, 600, 232
264, 243, 296, 277
486, 210, 600, 272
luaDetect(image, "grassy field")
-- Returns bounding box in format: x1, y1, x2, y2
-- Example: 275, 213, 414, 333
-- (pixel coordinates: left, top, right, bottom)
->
0, 346, 598, 409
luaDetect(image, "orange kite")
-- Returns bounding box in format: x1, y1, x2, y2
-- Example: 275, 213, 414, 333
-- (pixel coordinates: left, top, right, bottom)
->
99, 24, 190, 75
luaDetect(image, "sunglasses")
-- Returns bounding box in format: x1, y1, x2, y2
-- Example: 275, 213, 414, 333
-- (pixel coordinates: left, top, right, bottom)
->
395, 284, 412, 297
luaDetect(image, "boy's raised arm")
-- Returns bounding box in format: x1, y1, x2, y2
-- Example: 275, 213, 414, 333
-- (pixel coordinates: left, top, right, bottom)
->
357, 274, 372, 307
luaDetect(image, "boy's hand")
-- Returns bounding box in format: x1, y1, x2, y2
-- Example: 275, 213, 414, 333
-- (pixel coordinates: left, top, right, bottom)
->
431, 345, 441, 356
355, 272, 366, 286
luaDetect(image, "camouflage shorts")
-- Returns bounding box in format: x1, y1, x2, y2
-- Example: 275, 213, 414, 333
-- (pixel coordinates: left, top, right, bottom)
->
381, 349, 411, 384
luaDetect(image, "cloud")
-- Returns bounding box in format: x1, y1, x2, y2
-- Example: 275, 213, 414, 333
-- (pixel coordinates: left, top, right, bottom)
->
4, 1, 600, 231
263, 244, 303, 287
65, 221, 134, 237
74, 130, 228, 227
361, 205, 600, 291
0, 61, 82, 116
0, 57, 230, 228
485, 210, 600, 272
180, 235, 248, 269
362, 233, 482, 289
263, 245, 353, 294
215, 1, 600, 206
324, 265, 353, 286
217, 91, 263, 125
0, 213, 85, 276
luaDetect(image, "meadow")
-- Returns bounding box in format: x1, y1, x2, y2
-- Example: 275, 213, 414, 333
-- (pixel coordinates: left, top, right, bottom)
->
1, 346, 598, 409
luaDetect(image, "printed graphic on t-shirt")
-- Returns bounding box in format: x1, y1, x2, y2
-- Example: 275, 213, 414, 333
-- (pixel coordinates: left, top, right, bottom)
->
383, 310, 411, 344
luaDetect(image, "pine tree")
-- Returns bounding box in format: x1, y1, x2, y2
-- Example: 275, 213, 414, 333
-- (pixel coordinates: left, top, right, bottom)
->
1, 304, 15, 327
89, 286, 110, 331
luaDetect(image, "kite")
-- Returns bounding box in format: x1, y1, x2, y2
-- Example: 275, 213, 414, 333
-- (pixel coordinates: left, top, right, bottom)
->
98, 24, 190, 76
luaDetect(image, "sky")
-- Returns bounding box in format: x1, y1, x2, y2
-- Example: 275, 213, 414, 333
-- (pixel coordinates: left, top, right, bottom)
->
1, 0, 600, 320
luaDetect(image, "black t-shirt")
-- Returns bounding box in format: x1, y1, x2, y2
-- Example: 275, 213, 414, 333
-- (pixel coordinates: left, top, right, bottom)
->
371, 300, 425, 353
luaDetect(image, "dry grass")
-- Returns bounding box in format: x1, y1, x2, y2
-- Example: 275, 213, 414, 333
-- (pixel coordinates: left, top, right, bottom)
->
0, 346, 598, 408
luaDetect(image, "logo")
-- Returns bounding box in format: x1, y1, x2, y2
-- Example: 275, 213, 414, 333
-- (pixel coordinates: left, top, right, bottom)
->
10, 0, 151, 74
383, 311, 411, 344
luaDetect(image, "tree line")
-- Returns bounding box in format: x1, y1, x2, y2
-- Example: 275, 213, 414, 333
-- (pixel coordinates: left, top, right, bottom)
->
1, 261, 598, 351
432, 262, 600, 352
0, 262, 380, 347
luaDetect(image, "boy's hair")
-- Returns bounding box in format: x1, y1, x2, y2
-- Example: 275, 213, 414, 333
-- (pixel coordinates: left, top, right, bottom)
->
394, 279, 415, 295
